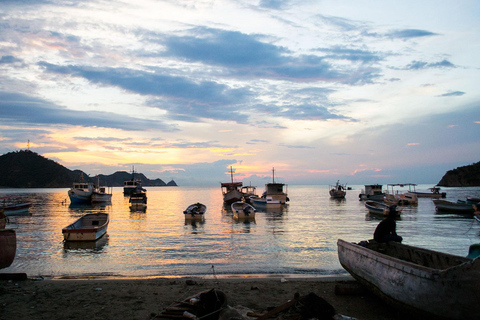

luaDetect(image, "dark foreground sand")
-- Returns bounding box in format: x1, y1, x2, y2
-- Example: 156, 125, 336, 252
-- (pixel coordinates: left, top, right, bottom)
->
0, 275, 410, 320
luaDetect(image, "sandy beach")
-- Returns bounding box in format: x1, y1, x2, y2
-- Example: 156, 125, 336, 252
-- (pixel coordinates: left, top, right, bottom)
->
0, 274, 410, 320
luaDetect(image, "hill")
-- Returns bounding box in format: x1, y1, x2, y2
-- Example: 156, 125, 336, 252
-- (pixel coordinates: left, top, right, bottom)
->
437, 161, 480, 187
0, 150, 177, 188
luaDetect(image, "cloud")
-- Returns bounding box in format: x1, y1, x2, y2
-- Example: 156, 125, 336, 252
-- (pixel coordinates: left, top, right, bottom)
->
405, 59, 456, 70
0, 55, 22, 64
314, 46, 385, 64
438, 91, 466, 97
386, 29, 438, 39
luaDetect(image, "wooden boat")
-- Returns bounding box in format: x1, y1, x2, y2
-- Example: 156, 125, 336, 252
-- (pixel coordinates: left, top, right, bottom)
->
433, 199, 474, 214
183, 202, 206, 220
410, 186, 446, 198
91, 186, 112, 203
1, 196, 32, 215
241, 185, 257, 203
359, 184, 384, 201
220, 166, 243, 205
129, 187, 147, 209
68, 180, 94, 204
231, 201, 256, 219
337, 238, 480, 320
252, 167, 289, 207
123, 166, 142, 195
62, 213, 109, 241
0, 229, 16, 269
384, 184, 418, 205
364, 200, 401, 216
329, 180, 346, 198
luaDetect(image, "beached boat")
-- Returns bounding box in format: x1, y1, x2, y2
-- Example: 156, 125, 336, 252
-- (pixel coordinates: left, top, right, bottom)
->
433, 199, 474, 214
62, 213, 109, 241
91, 186, 112, 203
337, 238, 480, 320
358, 184, 385, 201
0, 229, 16, 269
329, 181, 347, 199
220, 166, 244, 205
183, 203, 206, 220
231, 201, 256, 219
123, 167, 142, 195
410, 186, 446, 198
384, 184, 418, 205
129, 187, 147, 209
0, 196, 32, 215
68, 180, 94, 204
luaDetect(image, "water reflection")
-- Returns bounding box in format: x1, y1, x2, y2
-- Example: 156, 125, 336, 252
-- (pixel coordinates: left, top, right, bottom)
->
63, 235, 109, 252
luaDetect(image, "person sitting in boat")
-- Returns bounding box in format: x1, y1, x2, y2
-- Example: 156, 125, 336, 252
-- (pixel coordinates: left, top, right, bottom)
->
373, 205, 403, 243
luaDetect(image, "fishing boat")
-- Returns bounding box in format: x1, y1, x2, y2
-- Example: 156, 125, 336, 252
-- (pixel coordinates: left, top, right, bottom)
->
364, 200, 401, 216
0, 196, 32, 215
251, 168, 289, 208
231, 201, 256, 219
241, 185, 257, 203
329, 180, 347, 198
68, 179, 94, 204
433, 199, 474, 214
123, 166, 142, 195
0, 229, 16, 269
62, 213, 109, 241
359, 184, 384, 201
129, 187, 147, 209
384, 184, 418, 205
249, 195, 282, 208
220, 166, 244, 205
337, 238, 480, 320
91, 186, 112, 203
410, 186, 446, 198
183, 203, 206, 221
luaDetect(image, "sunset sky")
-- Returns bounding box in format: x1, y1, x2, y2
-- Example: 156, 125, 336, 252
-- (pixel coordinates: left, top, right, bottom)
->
0, 1, 479, 186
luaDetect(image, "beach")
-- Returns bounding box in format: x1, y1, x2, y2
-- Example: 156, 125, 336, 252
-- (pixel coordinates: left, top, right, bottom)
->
0, 275, 409, 320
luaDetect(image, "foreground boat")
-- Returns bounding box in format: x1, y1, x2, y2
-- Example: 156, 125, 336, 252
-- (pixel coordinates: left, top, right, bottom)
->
337, 239, 480, 320
0, 229, 16, 269
231, 201, 256, 219
329, 180, 347, 198
183, 203, 206, 220
1, 196, 32, 216
433, 199, 474, 214
62, 213, 109, 241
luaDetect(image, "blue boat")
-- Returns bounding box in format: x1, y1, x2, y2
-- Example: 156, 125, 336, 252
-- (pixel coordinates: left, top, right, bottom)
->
68, 181, 94, 204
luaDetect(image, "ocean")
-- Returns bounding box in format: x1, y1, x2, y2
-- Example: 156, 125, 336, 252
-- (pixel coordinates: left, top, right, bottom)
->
2, 185, 480, 278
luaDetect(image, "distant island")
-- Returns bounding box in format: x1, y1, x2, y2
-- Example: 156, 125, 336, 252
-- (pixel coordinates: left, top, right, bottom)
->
0, 150, 177, 188
437, 161, 480, 187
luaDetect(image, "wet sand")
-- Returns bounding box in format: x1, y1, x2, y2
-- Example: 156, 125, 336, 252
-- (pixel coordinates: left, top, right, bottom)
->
0, 275, 410, 320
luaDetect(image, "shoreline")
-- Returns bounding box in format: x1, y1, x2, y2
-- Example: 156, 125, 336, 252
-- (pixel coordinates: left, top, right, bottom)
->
1, 274, 410, 320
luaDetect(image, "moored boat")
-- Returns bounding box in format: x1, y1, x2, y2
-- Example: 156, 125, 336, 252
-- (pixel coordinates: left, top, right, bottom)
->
359, 184, 384, 201
62, 213, 109, 241
231, 201, 256, 219
221, 166, 244, 205
249, 195, 282, 208
252, 167, 289, 208
68, 180, 94, 204
129, 187, 147, 210
183, 202, 206, 220
329, 180, 347, 198
0, 229, 16, 269
123, 166, 142, 195
0, 196, 32, 215
384, 183, 418, 205
433, 199, 474, 214
91, 186, 112, 203
337, 238, 480, 320
364, 200, 401, 216
410, 186, 446, 198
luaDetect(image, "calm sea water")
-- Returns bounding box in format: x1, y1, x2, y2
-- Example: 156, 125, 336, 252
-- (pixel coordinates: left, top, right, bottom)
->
2, 185, 480, 278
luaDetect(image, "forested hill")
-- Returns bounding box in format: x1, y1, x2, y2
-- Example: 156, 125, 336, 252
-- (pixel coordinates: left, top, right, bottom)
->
437, 161, 480, 187
0, 150, 177, 188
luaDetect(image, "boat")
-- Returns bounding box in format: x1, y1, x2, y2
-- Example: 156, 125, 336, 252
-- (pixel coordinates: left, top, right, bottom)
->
231, 201, 256, 219
129, 187, 147, 209
183, 203, 206, 220
0, 196, 32, 215
410, 186, 446, 198
62, 213, 109, 241
0, 229, 16, 269
329, 180, 347, 198
467, 197, 480, 204
251, 167, 289, 208
91, 176, 112, 203
358, 184, 384, 201
68, 178, 94, 204
249, 195, 282, 208
220, 166, 244, 205
384, 184, 418, 205
123, 166, 142, 195
241, 184, 257, 203
364, 200, 401, 216
337, 238, 480, 320
433, 199, 474, 214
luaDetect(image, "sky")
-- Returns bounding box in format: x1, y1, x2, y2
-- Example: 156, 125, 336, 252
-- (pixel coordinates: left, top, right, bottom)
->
0, 0, 479, 187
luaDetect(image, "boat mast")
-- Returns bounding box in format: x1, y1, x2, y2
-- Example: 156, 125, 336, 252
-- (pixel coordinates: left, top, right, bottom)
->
272, 167, 275, 183
230, 166, 234, 183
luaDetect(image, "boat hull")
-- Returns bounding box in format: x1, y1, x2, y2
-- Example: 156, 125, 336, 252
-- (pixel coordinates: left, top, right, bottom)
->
3, 202, 32, 216
231, 201, 256, 219
62, 213, 109, 241
433, 200, 474, 214
0, 229, 16, 269
337, 239, 480, 320
183, 203, 206, 220
250, 196, 282, 208
68, 190, 92, 204
364, 200, 389, 216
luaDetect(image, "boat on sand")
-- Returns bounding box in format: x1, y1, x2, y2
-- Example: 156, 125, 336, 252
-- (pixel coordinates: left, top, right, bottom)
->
62, 213, 109, 241
338, 238, 480, 320
183, 203, 206, 220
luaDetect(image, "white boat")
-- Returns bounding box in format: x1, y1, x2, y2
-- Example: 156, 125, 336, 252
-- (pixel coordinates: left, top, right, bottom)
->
62, 213, 109, 241
129, 187, 147, 209
251, 168, 289, 208
183, 202, 206, 220
433, 199, 474, 214
359, 184, 384, 201
337, 238, 480, 320
68, 180, 94, 204
249, 195, 282, 208
123, 166, 142, 195
220, 166, 243, 205
241, 185, 257, 202
91, 186, 112, 203
410, 186, 446, 198
231, 201, 256, 219
329, 180, 347, 198
0, 196, 32, 216
384, 183, 418, 205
